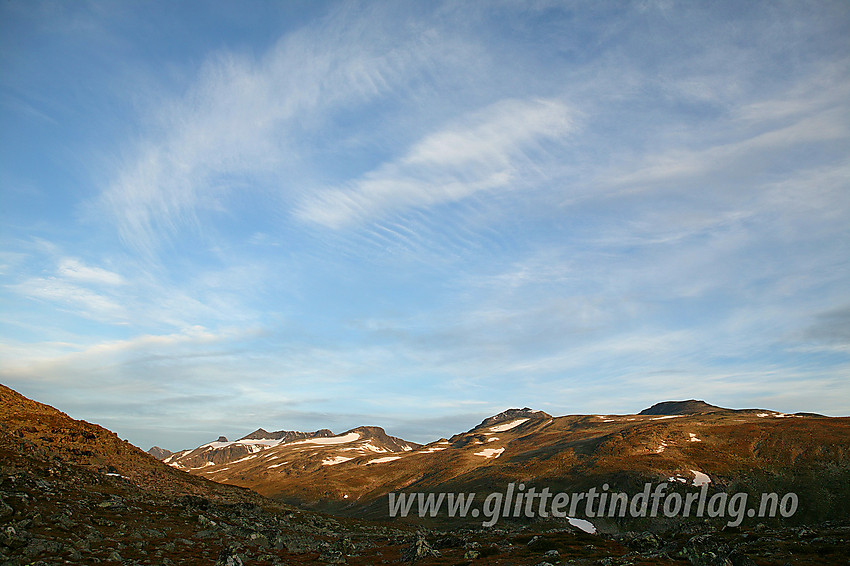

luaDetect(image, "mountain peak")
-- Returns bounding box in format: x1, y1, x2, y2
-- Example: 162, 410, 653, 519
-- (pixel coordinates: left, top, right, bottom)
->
473, 407, 551, 430
147, 446, 173, 460
344, 426, 421, 451
638, 400, 726, 416
237, 428, 334, 442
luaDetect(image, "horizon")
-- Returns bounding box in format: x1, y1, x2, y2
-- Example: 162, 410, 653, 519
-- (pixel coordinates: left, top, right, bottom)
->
131, 399, 850, 453
1, 1, 849, 452
5, 382, 841, 452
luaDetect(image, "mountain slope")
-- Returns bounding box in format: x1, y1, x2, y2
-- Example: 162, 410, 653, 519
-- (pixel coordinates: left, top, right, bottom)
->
187, 403, 850, 530
0, 383, 261, 501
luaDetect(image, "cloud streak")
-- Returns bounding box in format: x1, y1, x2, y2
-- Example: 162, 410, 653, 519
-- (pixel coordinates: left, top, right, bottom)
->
296, 98, 575, 228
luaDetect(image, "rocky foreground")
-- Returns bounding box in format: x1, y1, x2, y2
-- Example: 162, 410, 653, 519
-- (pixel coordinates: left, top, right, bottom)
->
3, 442, 849, 565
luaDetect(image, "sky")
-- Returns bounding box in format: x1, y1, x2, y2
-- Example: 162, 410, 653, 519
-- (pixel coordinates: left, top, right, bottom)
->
1, 1, 849, 451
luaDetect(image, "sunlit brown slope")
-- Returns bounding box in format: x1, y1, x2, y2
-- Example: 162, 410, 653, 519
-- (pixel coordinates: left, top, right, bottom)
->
191, 404, 850, 525
0, 383, 258, 501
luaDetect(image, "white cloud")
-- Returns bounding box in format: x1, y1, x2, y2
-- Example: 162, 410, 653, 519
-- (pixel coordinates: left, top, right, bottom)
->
296, 98, 575, 228
11, 276, 127, 323
57, 258, 125, 285
95, 8, 481, 257
607, 108, 847, 188
0, 325, 239, 380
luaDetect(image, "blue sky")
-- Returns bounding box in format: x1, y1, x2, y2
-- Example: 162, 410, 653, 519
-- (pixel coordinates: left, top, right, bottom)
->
1, 1, 849, 451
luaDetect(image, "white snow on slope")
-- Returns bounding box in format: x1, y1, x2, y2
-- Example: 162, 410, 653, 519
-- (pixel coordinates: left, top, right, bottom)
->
474, 447, 505, 458
568, 517, 597, 534
321, 456, 354, 466
292, 432, 361, 446
359, 442, 388, 453
233, 454, 259, 464
366, 456, 402, 465
691, 469, 711, 486
688, 433, 702, 442
489, 419, 528, 432
418, 446, 447, 454
202, 441, 234, 449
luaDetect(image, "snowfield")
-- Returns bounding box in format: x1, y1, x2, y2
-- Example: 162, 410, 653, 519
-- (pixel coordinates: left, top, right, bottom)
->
292, 432, 361, 445
366, 456, 402, 465
488, 419, 528, 432
473, 447, 505, 458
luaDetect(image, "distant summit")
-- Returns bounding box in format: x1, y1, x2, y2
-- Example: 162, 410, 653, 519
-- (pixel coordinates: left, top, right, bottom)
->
147, 446, 173, 460
238, 428, 334, 443
639, 400, 726, 416
473, 407, 551, 430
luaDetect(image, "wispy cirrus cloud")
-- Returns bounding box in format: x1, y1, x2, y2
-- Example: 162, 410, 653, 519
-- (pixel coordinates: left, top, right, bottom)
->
57, 258, 125, 286
95, 7, 484, 258
296, 98, 575, 228
10, 275, 127, 323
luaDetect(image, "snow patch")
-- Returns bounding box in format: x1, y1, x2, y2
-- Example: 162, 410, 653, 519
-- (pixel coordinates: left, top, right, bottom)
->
293, 432, 361, 446
473, 447, 505, 458
651, 415, 682, 420
268, 462, 289, 469
418, 446, 447, 454
202, 441, 233, 449
688, 433, 702, 442
488, 437, 499, 442
232, 454, 259, 464
321, 456, 354, 466
360, 442, 388, 453
366, 456, 402, 465
655, 441, 667, 453
691, 469, 711, 486
488, 419, 528, 432
568, 517, 596, 534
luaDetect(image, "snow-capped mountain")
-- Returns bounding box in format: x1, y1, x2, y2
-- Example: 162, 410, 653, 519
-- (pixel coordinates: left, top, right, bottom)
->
164, 425, 417, 472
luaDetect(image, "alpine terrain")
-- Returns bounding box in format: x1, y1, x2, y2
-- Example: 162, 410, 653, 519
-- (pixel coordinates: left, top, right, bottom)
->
2, 385, 849, 565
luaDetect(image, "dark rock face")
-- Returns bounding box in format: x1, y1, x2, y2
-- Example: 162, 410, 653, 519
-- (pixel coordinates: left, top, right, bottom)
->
639, 400, 727, 415
147, 446, 173, 460
238, 428, 334, 442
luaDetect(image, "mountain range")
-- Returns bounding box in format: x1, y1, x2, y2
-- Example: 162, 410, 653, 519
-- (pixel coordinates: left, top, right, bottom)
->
151, 400, 850, 529
3, 384, 849, 564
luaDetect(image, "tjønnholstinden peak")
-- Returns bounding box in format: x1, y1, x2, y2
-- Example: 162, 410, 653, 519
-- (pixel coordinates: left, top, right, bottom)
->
638, 400, 727, 416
